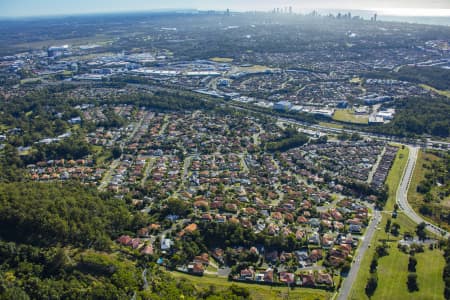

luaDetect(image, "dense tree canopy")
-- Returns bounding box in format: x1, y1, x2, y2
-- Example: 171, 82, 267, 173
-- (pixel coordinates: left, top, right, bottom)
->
370, 96, 450, 138
0, 182, 140, 250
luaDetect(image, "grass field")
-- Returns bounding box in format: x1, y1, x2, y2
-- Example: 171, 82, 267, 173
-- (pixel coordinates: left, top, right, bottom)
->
170, 271, 332, 300
92, 146, 112, 166
20, 77, 42, 85
349, 146, 445, 300
238, 64, 273, 73
371, 246, 444, 300
332, 109, 369, 125
318, 122, 344, 129
384, 146, 409, 211
415, 250, 446, 300
0, 124, 9, 131
210, 57, 234, 63
420, 84, 450, 98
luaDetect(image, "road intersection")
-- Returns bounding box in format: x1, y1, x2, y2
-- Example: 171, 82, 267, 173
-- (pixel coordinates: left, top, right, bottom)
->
338, 145, 449, 300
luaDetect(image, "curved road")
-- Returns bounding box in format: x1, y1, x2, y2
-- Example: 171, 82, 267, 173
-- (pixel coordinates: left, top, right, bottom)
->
339, 145, 449, 300
397, 146, 449, 238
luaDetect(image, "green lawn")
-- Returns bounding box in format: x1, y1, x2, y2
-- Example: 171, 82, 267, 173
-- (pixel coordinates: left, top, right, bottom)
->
20, 78, 41, 85
92, 145, 103, 153
373, 246, 444, 300
420, 84, 450, 98
415, 250, 446, 300
332, 109, 369, 124
170, 271, 332, 300
206, 264, 218, 273
210, 57, 234, 63
318, 122, 344, 129
384, 146, 409, 211
238, 65, 273, 73
349, 145, 445, 300
93, 146, 112, 166
349, 210, 419, 300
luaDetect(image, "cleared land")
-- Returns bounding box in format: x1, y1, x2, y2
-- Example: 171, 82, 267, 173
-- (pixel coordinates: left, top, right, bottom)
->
332, 109, 369, 125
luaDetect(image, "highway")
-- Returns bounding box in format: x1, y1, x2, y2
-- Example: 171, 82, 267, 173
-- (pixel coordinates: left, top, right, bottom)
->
396, 146, 450, 238
279, 116, 449, 150
129, 83, 450, 150
337, 209, 381, 300
227, 102, 450, 150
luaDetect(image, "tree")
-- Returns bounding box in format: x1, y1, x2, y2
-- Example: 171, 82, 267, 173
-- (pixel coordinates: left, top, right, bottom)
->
390, 223, 401, 236
385, 219, 392, 233
45, 248, 68, 276
341, 261, 351, 274
424, 192, 434, 203
350, 132, 362, 141
0, 182, 135, 250
419, 205, 433, 216
416, 222, 427, 241
229, 284, 250, 298
376, 243, 389, 257
163, 198, 191, 217
112, 146, 122, 159
370, 257, 378, 273
337, 132, 351, 141
407, 273, 419, 292
0, 287, 30, 300
408, 256, 417, 272
365, 275, 378, 298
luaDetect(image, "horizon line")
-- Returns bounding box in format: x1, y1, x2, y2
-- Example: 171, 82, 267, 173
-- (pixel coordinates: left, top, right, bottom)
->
1, 7, 450, 19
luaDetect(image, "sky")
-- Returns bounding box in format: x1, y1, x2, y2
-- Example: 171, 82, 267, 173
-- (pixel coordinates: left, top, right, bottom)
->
1, 0, 450, 17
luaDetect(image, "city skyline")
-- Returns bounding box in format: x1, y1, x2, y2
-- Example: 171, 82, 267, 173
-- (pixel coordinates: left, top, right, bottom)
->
2, 0, 450, 17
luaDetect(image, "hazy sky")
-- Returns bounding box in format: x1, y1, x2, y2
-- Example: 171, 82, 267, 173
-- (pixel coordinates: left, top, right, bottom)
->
1, 0, 450, 17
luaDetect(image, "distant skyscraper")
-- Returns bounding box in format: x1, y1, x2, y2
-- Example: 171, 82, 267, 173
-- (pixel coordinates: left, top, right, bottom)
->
226, 8, 230, 16
374, 13, 377, 21
289, 6, 292, 14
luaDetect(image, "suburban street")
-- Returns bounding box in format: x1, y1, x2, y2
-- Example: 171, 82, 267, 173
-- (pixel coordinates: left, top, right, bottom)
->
338, 144, 449, 300
98, 117, 145, 191
397, 146, 450, 238
337, 209, 381, 300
